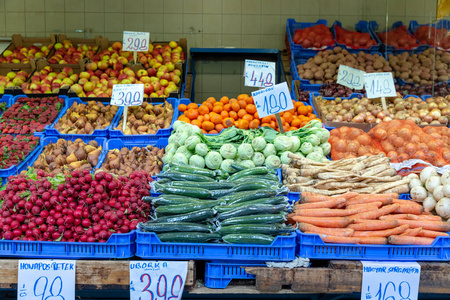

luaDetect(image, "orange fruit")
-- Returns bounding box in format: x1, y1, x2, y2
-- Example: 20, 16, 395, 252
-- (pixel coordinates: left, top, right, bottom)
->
249, 119, 260, 129
229, 111, 238, 120
237, 119, 249, 129
187, 103, 198, 110
223, 104, 231, 112
242, 114, 253, 122
223, 117, 234, 128
220, 111, 229, 119
291, 118, 302, 128
307, 106, 313, 114
309, 114, 317, 119
229, 98, 238, 104
261, 116, 271, 124
254, 112, 259, 119
185, 109, 199, 120
209, 130, 219, 134
220, 96, 229, 104
288, 126, 298, 131
246, 96, 253, 105
205, 102, 213, 111
245, 104, 256, 114
198, 104, 209, 115
261, 123, 271, 128
202, 129, 207, 134
237, 109, 247, 118
270, 121, 276, 128
283, 112, 294, 124
197, 115, 204, 123
213, 105, 223, 114
231, 102, 240, 112
191, 119, 202, 127
203, 114, 211, 122
215, 124, 224, 132
206, 97, 216, 104
214, 101, 224, 106
178, 104, 187, 112
211, 114, 223, 125
178, 115, 190, 123
202, 121, 215, 131
238, 100, 247, 109
297, 106, 308, 115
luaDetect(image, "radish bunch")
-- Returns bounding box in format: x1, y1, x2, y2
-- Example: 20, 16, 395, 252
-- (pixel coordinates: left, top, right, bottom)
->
0, 169, 152, 242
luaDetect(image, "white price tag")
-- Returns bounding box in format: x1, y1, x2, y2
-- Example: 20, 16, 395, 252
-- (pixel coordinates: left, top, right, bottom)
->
364, 72, 397, 98
130, 261, 188, 300
337, 65, 365, 90
111, 84, 144, 106
244, 59, 276, 87
18, 260, 76, 300
251, 82, 294, 119
361, 261, 420, 300
123, 31, 150, 52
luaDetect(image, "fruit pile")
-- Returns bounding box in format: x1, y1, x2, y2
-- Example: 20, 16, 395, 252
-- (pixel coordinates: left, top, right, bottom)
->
177, 94, 319, 133
47, 40, 98, 64
292, 24, 334, 49
0, 135, 39, 169
334, 25, 378, 49
0, 96, 64, 134
377, 25, 419, 49
0, 169, 152, 242
0, 71, 28, 94
0, 45, 51, 64
23, 66, 78, 94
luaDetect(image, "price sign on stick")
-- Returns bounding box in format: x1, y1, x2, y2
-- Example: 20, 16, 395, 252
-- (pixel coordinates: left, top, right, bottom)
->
244, 59, 276, 87
130, 261, 188, 300
123, 31, 150, 52
18, 260, 76, 300
364, 72, 396, 110
112, 84, 144, 132
337, 65, 365, 90
361, 261, 420, 300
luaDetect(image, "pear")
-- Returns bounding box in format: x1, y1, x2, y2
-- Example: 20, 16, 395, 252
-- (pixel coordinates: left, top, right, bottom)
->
66, 152, 77, 164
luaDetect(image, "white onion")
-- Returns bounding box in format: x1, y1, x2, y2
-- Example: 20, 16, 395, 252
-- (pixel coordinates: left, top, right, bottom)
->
411, 186, 428, 202
426, 176, 441, 192
441, 171, 450, 185
443, 185, 450, 198
423, 196, 437, 212
433, 185, 444, 201
420, 167, 438, 183
409, 178, 423, 189
406, 173, 419, 180
436, 197, 450, 219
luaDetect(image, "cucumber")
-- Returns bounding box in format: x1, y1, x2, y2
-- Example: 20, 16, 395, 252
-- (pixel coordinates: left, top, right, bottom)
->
157, 171, 215, 182
154, 185, 213, 199
218, 224, 294, 236
158, 232, 221, 243
220, 213, 286, 226
171, 181, 235, 190
228, 167, 270, 181
216, 204, 287, 221
210, 189, 234, 198
222, 234, 275, 245
219, 188, 288, 206
169, 164, 217, 178
151, 195, 204, 206
214, 196, 287, 213
232, 182, 275, 192
155, 200, 222, 215
233, 174, 280, 182
152, 209, 215, 223
230, 163, 246, 172
155, 178, 170, 184
138, 222, 213, 233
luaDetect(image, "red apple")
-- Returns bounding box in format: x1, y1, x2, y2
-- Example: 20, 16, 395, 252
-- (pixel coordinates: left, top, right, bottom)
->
144, 82, 154, 95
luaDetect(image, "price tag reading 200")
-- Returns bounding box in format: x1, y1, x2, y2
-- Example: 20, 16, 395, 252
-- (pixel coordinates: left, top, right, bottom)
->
130, 261, 188, 300
111, 84, 144, 107
123, 31, 150, 52
364, 72, 397, 99
251, 82, 294, 119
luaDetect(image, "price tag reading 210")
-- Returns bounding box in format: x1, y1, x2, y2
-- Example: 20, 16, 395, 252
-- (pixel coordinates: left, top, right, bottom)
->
123, 31, 150, 52
251, 82, 294, 119
111, 84, 144, 107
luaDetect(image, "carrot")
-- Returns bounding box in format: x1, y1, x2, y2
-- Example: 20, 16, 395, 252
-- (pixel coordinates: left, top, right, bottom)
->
350, 205, 379, 214
400, 227, 422, 237
291, 216, 350, 228
294, 208, 359, 218
380, 214, 410, 220
353, 224, 409, 237
294, 198, 346, 209
345, 195, 393, 206
346, 201, 383, 210
394, 204, 424, 215
298, 223, 354, 237
358, 237, 388, 244
396, 219, 450, 232
317, 234, 361, 244
388, 235, 435, 245
417, 229, 449, 238
300, 192, 358, 203
392, 199, 423, 207
415, 214, 443, 222
336, 192, 359, 200
348, 219, 398, 231
349, 203, 400, 221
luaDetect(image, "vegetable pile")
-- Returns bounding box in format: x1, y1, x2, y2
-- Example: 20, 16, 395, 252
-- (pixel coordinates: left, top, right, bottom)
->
0, 135, 39, 169
283, 153, 409, 195
334, 25, 377, 49
297, 48, 391, 84
408, 167, 450, 220
54, 101, 119, 135
290, 191, 449, 245
0, 97, 64, 134
400, 83, 450, 97
139, 164, 292, 245
114, 101, 174, 135
377, 25, 420, 49
164, 120, 330, 172
413, 25, 450, 49
0, 169, 152, 242
329, 127, 384, 160
100, 145, 164, 176
292, 24, 335, 49
32, 139, 102, 174
423, 126, 450, 163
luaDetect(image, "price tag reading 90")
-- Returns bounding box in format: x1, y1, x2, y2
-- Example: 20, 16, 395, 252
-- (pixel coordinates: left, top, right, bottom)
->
123, 31, 150, 52
244, 60, 276, 88
111, 84, 144, 107
251, 82, 294, 119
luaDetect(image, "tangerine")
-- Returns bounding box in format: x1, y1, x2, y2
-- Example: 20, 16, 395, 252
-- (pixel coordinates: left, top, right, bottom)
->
202, 121, 215, 131
213, 105, 223, 114
237, 109, 247, 118
220, 96, 229, 104
187, 103, 198, 110
223, 117, 234, 128
245, 104, 256, 114
185, 109, 199, 120
198, 104, 209, 115
178, 104, 187, 112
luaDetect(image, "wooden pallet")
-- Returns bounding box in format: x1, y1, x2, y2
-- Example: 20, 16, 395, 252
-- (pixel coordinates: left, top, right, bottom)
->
245, 260, 450, 294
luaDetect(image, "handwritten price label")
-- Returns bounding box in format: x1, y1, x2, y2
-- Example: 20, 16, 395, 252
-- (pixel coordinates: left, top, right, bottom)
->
364, 72, 397, 99
244, 59, 276, 88
111, 84, 144, 106
130, 261, 188, 300
337, 65, 365, 90
361, 261, 420, 300
123, 31, 150, 52
17, 260, 76, 300
251, 82, 294, 119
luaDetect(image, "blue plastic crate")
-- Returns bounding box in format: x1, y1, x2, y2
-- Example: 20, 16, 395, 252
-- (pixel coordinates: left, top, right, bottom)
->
332, 21, 381, 53
286, 19, 335, 55
0, 230, 136, 259
296, 229, 450, 261
408, 20, 450, 49
0, 94, 12, 115
44, 97, 116, 138
205, 261, 265, 289
135, 229, 296, 261
109, 98, 181, 139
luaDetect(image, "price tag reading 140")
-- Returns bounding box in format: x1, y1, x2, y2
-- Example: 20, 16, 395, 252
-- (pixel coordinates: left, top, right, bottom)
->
244, 59, 275, 88
111, 84, 144, 107
130, 261, 188, 300
251, 82, 294, 119
364, 72, 397, 99
123, 31, 150, 52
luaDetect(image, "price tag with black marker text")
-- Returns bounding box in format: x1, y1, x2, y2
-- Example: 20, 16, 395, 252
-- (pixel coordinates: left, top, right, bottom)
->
337, 65, 365, 90
244, 59, 276, 88
111, 84, 144, 106
123, 31, 150, 52
251, 82, 294, 118
18, 260, 76, 300
361, 261, 420, 300
130, 261, 188, 300
364, 72, 397, 99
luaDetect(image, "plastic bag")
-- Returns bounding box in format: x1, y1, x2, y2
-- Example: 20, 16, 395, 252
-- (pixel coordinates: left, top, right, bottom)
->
334, 25, 377, 49
329, 127, 384, 160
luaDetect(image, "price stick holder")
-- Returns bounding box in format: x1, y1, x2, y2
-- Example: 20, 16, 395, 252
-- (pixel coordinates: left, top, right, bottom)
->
251, 82, 294, 134
123, 31, 150, 64
111, 84, 145, 132
364, 72, 397, 110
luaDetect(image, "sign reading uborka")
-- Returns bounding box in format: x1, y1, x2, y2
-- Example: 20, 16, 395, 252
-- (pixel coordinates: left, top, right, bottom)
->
18, 260, 76, 300
361, 261, 421, 300
130, 261, 188, 300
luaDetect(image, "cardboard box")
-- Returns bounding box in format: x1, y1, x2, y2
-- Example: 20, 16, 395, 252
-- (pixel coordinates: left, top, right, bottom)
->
31, 57, 87, 75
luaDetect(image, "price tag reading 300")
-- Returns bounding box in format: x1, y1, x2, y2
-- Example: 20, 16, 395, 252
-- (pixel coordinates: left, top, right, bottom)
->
244, 60, 276, 88
123, 31, 150, 52
251, 82, 294, 119
111, 84, 144, 107
364, 72, 397, 99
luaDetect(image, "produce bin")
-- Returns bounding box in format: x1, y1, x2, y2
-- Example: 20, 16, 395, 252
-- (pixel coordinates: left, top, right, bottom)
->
331, 21, 381, 53
135, 229, 296, 261
408, 19, 450, 49
286, 19, 335, 55
204, 261, 265, 289
289, 51, 322, 91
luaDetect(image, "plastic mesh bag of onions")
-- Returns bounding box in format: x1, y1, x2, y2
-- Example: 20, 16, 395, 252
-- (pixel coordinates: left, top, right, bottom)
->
329, 127, 384, 160
423, 126, 450, 164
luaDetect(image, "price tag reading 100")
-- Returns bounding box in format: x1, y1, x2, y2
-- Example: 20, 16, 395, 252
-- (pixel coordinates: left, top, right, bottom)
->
251, 82, 294, 119
111, 84, 144, 107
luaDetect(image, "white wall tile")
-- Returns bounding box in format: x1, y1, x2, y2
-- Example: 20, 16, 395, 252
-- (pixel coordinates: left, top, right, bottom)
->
242, 15, 261, 34
281, 0, 300, 15
45, 12, 65, 32
261, 15, 281, 35
104, 32, 123, 40
202, 74, 222, 92
163, 14, 183, 33
387, 0, 406, 16
144, 14, 165, 33
144, 0, 164, 13
300, 0, 319, 16
124, 0, 144, 13
124, 13, 144, 31
184, 0, 202, 13
261, 0, 280, 14
424, 0, 437, 17
223, 0, 241, 14
65, 13, 84, 34
183, 14, 203, 33
242, 0, 261, 15
150, 32, 164, 41
45, 0, 64, 12
203, 0, 221, 14
85, 12, 105, 33
260, 34, 282, 48
25, 13, 46, 32
25, 0, 44, 12
223, 15, 241, 34
339, 0, 362, 16
86, 0, 103, 11
164, 0, 183, 13
65, 0, 84, 12
203, 14, 222, 33
104, 13, 124, 32
0, 13, 5, 33
366, 0, 387, 16
241, 34, 261, 47
339, 16, 363, 30
25, 31, 46, 37
105, 0, 123, 12
5, 0, 24, 12
405, 0, 426, 17
203, 33, 222, 47
6, 12, 25, 32
222, 34, 241, 47
319, 0, 340, 16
